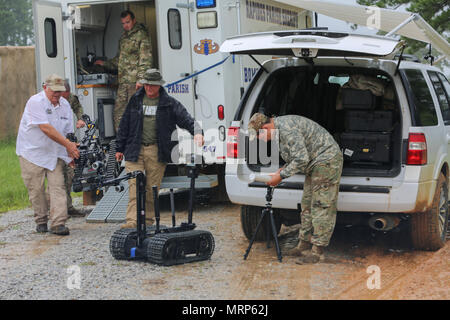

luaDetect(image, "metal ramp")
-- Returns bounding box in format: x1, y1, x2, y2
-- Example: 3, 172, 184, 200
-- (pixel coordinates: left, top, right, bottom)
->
86, 173, 218, 223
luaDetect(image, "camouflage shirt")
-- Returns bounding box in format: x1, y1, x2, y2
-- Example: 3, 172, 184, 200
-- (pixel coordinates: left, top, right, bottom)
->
274, 115, 341, 178
103, 23, 152, 85
67, 93, 83, 121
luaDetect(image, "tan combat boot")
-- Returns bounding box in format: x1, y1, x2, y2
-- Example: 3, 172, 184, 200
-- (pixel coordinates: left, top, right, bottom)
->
295, 245, 325, 264
285, 240, 312, 256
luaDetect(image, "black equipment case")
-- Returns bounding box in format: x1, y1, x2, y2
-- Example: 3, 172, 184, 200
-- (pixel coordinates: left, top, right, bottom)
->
340, 132, 391, 163
345, 110, 394, 132
341, 88, 377, 110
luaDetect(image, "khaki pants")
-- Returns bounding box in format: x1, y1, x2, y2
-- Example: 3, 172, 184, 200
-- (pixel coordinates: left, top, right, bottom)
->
20, 157, 68, 228
114, 83, 136, 133
125, 144, 166, 224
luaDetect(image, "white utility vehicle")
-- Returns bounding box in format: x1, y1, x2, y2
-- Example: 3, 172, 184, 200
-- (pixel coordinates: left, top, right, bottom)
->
222, 29, 450, 250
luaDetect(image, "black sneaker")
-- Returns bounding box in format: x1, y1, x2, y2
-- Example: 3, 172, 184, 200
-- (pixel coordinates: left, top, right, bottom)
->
49, 225, 70, 236
36, 224, 48, 233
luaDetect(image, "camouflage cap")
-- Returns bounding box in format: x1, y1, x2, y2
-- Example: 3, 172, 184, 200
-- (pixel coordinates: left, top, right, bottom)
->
139, 68, 165, 86
45, 74, 66, 92
248, 113, 270, 141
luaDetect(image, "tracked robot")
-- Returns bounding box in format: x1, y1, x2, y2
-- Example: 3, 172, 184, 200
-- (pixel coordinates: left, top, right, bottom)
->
101, 161, 215, 266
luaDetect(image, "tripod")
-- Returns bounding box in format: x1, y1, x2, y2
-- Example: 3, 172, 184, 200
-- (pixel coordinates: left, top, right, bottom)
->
243, 186, 282, 262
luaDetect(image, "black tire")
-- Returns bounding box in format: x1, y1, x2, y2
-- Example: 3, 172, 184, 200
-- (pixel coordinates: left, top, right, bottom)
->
240, 205, 281, 242
410, 172, 449, 251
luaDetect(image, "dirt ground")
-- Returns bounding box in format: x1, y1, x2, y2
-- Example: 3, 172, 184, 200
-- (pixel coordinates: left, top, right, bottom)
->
0, 198, 448, 300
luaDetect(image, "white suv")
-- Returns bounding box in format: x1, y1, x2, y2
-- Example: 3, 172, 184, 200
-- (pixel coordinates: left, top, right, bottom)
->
221, 30, 450, 251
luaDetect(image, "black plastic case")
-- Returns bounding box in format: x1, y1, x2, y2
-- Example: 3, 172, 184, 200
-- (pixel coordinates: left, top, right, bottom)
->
345, 110, 394, 132
340, 132, 391, 163
341, 88, 376, 110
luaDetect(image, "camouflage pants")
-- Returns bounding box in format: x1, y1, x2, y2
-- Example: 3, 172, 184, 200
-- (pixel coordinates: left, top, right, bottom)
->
114, 83, 137, 133
64, 165, 75, 209
45, 163, 75, 210
300, 153, 343, 247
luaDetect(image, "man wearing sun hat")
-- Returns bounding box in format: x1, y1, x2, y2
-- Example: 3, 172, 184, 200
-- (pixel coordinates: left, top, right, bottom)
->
248, 112, 343, 264
115, 69, 204, 229
16, 74, 80, 236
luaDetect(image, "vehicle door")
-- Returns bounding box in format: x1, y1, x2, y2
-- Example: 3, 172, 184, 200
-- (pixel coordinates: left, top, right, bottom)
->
33, 0, 65, 88
156, 0, 195, 114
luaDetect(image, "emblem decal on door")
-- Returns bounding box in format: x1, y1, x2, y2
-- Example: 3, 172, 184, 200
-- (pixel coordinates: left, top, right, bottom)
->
194, 39, 219, 55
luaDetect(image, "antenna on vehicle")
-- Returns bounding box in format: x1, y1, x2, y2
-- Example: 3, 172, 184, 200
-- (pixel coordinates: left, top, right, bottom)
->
424, 44, 435, 66
395, 45, 405, 76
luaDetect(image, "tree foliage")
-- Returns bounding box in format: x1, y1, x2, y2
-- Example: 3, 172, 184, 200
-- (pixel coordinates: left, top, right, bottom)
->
0, 0, 34, 46
356, 0, 449, 59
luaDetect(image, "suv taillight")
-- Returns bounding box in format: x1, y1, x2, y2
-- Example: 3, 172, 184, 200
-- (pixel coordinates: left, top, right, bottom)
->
407, 133, 427, 165
227, 127, 239, 158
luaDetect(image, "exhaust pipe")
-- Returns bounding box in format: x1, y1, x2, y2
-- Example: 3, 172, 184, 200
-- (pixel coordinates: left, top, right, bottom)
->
368, 214, 401, 231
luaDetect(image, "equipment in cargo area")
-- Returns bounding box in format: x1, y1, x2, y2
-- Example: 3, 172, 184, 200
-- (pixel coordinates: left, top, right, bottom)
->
340, 88, 393, 164
341, 88, 377, 110
345, 110, 394, 132
107, 160, 215, 266
341, 132, 391, 163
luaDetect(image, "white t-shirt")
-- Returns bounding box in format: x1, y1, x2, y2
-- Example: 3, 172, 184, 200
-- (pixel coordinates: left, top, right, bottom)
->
16, 91, 74, 171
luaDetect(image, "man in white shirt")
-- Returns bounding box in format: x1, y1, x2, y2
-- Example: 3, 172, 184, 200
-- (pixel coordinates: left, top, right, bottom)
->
16, 74, 80, 235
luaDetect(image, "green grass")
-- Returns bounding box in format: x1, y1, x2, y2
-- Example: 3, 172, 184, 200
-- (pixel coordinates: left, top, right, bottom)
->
0, 138, 30, 213
0, 138, 81, 213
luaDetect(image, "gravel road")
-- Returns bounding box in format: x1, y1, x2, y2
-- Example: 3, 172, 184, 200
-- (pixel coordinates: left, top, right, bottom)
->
0, 196, 448, 300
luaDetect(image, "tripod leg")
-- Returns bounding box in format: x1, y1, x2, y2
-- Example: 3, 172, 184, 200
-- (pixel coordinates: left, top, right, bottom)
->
243, 208, 267, 260
269, 209, 282, 262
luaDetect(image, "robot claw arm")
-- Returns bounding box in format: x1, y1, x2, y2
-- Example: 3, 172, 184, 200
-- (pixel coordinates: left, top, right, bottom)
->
98, 170, 144, 190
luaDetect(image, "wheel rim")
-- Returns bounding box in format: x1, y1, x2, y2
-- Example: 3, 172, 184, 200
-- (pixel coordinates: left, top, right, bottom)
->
438, 185, 448, 238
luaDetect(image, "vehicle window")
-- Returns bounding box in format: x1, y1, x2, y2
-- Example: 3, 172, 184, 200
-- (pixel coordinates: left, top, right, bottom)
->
428, 71, 450, 125
44, 18, 57, 58
168, 9, 182, 49
404, 69, 438, 126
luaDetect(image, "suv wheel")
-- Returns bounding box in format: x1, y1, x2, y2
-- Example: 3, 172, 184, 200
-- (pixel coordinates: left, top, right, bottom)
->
240, 205, 281, 241
410, 173, 449, 251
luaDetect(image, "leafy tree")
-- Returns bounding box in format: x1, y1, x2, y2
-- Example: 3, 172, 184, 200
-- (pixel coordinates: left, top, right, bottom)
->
0, 0, 34, 46
357, 0, 449, 66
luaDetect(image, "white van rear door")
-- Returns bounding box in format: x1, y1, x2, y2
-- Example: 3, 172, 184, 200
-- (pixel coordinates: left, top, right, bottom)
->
156, 0, 195, 116
220, 30, 402, 58
33, 0, 65, 89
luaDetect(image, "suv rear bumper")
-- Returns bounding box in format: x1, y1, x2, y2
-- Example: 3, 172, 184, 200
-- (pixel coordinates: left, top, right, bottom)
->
225, 175, 436, 213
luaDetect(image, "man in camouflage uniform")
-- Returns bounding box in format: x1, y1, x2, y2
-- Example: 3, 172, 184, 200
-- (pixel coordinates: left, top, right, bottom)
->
95, 10, 152, 132
248, 113, 343, 264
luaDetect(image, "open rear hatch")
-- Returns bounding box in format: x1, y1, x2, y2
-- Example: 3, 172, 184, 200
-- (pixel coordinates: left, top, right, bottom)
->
223, 30, 404, 178
220, 30, 403, 59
